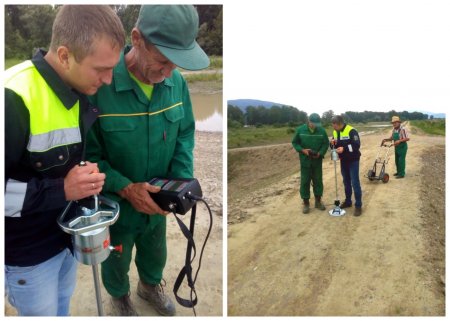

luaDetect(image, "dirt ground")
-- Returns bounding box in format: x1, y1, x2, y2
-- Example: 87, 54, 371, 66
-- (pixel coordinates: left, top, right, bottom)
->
5, 131, 223, 317
228, 124, 445, 316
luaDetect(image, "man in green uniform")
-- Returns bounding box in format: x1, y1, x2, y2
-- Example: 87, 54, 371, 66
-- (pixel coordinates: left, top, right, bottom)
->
292, 113, 330, 214
382, 115, 410, 178
85, 5, 209, 316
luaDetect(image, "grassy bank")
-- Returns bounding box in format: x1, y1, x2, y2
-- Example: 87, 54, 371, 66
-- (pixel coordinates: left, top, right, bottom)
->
6, 56, 223, 94
228, 122, 394, 149
228, 125, 335, 149
411, 119, 445, 136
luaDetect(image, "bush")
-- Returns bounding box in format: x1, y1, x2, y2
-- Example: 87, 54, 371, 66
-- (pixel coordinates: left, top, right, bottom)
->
228, 120, 243, 129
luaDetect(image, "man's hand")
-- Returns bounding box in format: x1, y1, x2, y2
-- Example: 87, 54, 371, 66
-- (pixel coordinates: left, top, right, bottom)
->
336, 147, 344, 154
311, 152, 321, 159
64, 161, 105, 201
302, 149, 311, 156
118, 182, 168, 215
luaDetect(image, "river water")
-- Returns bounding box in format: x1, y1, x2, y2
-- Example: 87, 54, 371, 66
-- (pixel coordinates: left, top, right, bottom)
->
191, 92, 223, 132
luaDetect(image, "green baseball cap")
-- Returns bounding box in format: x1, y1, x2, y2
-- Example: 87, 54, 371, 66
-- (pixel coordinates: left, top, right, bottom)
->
308, 113, 322, 127
137, 5, 210, 71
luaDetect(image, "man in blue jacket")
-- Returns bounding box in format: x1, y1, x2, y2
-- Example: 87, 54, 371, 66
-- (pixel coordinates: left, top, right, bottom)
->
331, 115, 363, 216
5, 5, 125, 316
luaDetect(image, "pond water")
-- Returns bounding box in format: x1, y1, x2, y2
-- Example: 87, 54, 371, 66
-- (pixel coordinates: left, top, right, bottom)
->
191, 93, 223, 132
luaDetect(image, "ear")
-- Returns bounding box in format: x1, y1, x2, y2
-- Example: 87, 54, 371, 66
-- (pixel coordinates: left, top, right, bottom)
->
131, 28, 143, 47
56, 46, 71, 70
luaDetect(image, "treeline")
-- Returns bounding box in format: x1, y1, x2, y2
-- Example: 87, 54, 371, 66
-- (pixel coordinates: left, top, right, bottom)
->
5, 4, 222, 59
228, 105, 429, 128
228, 105, 307, 128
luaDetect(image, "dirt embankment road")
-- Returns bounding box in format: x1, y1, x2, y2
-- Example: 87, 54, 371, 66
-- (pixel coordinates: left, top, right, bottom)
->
228, 125, 445, 316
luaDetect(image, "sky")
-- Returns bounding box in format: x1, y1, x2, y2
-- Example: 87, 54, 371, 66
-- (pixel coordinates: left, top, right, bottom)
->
225, 0, 450, 116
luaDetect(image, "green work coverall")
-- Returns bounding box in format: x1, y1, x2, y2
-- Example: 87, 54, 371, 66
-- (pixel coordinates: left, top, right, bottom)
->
86, 46, 195, 297
393, 131, 408, 177
292, 124, 329, 200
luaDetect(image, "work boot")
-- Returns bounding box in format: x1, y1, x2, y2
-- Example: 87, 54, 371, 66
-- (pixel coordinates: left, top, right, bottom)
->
314, 196, 326, 211
339, 201, 352, 209
137, 280, 176, 316
111, 292, 139, 316
302, 199, 310, 214
354, 207, 362, 217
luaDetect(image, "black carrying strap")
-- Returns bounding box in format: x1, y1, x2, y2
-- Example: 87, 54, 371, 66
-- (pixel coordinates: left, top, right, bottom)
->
173, 203, 198, 308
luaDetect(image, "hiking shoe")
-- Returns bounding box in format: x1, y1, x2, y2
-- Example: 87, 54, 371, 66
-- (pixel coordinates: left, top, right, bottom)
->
314, 197, 326, 211
137, 280, 176, 316
339, 202, 352, 209
395, 175, 404, 179
111, 293, 139, 316
393, 173, 398, 176
354, 207, 362, 217
302, 200, 310, 214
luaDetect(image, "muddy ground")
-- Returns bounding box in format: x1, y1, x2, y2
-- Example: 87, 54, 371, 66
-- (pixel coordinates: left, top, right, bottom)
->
228, 125, 445, 316
5, 131, 223, 317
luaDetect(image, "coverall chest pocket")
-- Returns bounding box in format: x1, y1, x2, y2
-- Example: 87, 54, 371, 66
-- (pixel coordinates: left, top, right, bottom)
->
99, 117, 138, 150
162, 104, 184, 143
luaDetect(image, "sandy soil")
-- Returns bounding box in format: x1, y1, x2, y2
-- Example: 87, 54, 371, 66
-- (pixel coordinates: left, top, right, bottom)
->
5, 131, 223, 317
228, 124, 445, 316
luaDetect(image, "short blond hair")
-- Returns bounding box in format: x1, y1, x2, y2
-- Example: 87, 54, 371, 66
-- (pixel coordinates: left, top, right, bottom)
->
50, 5, 125, 62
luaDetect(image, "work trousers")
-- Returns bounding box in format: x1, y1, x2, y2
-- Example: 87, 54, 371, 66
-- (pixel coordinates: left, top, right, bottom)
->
394, 143, 408, 177
340, 159, 362, 208
300, 159, 323, 200
101, 218, 167, 298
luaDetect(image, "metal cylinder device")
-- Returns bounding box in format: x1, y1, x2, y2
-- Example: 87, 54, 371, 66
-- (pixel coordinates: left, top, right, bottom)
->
58, 196, 120, 265
58, 194, 120, 315
329, 146, 345, 217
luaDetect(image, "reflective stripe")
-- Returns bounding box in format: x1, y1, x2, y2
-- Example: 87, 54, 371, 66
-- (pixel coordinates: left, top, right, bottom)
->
28, 127, 81, 152
333, 125, 355, 140
5, 179, 27, 218
98, 102, 183, 118
5, 59, 80, 137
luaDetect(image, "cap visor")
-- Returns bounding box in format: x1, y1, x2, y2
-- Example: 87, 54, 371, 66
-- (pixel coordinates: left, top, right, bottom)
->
156, 42, 210, 71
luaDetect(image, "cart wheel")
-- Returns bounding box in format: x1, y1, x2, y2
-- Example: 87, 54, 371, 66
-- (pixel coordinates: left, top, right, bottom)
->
367, 170, 375, 178
382, 173, 389, 183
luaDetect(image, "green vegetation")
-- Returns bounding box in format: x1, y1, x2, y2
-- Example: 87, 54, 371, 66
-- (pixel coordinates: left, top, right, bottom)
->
228, 104, 429, 129
228, 122, 394, 149
208, 56, 222, 69
228, 125, 334, 149
411, 119, 445, 136
6, 5, 222, 59
5, 58, 22, 69
183, 71, 222, 83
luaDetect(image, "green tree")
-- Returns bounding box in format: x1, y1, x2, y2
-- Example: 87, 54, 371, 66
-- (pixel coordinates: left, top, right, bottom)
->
5, 5, 55, 59
228, 105, 244, 125
321, 110, 334, 126
196, 5, 223, 56
113, 5, 140, 42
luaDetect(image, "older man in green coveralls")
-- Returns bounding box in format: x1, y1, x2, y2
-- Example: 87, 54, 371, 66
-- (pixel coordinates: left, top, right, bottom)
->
85, 5, 209, 316
292, 113, 330, 214
382, 115, 410, 178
